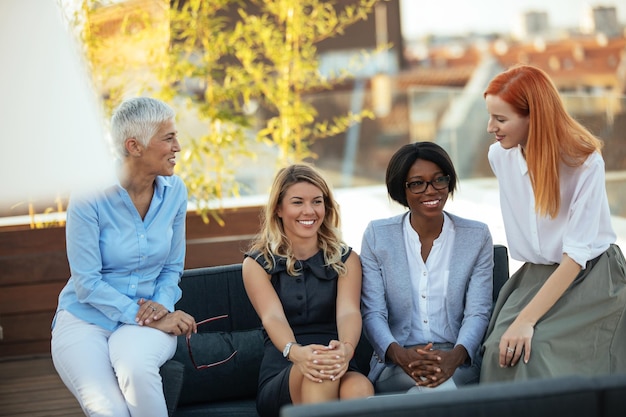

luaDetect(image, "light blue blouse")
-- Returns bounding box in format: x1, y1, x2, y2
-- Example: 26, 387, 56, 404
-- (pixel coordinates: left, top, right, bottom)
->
53, 175, 187, 331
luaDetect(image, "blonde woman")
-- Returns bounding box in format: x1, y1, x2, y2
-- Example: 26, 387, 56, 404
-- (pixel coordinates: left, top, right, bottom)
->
243, 164, 373, 417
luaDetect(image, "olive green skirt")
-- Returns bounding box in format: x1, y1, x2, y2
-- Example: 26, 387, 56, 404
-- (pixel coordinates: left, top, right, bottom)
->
481, 244, 626, 383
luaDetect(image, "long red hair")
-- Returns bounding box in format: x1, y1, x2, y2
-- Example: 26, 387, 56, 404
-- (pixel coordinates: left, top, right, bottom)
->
484, 64, 602, 218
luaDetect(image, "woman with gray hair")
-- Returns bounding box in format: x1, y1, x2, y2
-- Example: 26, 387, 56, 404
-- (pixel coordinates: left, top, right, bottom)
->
51, 97, 196, 417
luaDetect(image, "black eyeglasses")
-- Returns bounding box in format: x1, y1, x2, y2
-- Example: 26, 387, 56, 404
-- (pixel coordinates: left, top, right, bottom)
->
186, 314, 238, 370
405, 175, 451, 194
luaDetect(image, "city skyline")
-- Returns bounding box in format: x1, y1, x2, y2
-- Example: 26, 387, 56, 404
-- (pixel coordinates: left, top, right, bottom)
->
399, 0, 625, 39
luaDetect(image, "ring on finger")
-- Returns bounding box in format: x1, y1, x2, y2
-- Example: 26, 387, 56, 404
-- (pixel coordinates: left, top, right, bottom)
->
150, 306, 157, 312
506, 347, 515, 354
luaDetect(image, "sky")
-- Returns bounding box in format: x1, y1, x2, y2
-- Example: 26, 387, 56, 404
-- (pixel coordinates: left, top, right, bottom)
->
399, 0, 626, 39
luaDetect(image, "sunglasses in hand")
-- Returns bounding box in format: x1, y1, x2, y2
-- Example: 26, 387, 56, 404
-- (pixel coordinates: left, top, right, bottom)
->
186, 314, 238, 370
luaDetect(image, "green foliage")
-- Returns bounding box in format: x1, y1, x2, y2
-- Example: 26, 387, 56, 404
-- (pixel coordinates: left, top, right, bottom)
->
70, 0, 170, 113
165, 0, 252, 217
230, 0, 378, 164
69, 0, 384, 222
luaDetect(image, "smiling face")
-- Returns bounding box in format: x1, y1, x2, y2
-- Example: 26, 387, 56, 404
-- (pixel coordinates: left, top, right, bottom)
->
486, 94, 530, 150
405, 158, 449, 220
276, 181, 325, 243
139, 119, 180, 176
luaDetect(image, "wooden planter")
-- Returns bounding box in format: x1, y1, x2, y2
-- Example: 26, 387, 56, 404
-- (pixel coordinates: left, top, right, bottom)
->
0, 206, 263, 358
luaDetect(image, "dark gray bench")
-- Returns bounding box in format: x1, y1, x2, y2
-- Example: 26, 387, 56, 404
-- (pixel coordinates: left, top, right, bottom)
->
280, 373, 626, 417
161, 244, 510, 417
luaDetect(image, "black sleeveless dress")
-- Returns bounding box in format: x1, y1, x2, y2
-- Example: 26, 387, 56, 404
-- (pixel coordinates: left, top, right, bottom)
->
246, 249, 360, 417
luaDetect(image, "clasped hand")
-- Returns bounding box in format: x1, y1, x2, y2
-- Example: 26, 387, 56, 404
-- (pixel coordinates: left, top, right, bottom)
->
136, 298, 197, 337
394, 343, 460, 388
291, 340, 352, 383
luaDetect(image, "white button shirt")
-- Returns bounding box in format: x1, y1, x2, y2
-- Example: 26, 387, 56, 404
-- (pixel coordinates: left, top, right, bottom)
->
404, 213, 454, 345
488, 143, 615, 268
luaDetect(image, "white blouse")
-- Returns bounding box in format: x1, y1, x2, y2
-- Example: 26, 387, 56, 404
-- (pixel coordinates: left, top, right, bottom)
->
488, 143, 615, 268
403, 213, 454, 345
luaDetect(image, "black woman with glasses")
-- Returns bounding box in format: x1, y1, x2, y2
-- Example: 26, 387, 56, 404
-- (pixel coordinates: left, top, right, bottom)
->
360, 141, 493, 394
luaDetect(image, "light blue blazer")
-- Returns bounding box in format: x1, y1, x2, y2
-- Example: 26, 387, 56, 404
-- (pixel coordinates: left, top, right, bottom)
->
360, 211, 493, 383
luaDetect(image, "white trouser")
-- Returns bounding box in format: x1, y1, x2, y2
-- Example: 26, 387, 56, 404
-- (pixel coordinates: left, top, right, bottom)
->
51, 310, 176, 417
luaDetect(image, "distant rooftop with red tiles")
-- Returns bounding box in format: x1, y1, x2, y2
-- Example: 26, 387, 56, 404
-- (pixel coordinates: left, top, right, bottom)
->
400, 34, 626, 94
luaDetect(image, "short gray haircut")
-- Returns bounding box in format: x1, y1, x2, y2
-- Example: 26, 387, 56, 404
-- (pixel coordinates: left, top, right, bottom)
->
110, 97, 175, 158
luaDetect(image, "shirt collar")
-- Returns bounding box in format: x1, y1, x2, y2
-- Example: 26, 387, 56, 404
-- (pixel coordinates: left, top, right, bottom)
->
273, 251, 339, 281
515, 145, 528, 176
154, 175, 172, 199
403, 211, 454, 244
112, 175, 172, 196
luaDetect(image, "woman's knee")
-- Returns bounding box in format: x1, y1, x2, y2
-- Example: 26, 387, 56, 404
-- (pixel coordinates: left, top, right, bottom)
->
110, 326, 176, 365
340, 372, 374, 399
113, 355, 162, 390
81, 393, 130, 417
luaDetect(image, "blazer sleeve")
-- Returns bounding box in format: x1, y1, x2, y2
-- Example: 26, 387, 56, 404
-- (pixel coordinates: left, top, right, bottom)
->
360, 221, 398, 363
454, 224, 493, 364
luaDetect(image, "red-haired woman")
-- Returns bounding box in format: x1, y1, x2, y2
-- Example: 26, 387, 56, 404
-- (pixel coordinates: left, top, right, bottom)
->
480, 64, 626, 382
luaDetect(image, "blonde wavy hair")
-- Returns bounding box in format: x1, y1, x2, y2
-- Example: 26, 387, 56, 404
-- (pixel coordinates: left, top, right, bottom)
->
248, 164, 348, 276
484, 64, 603, 218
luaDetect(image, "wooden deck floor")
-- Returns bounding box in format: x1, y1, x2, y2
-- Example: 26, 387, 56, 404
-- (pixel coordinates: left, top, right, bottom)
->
0, 355, 83, 417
